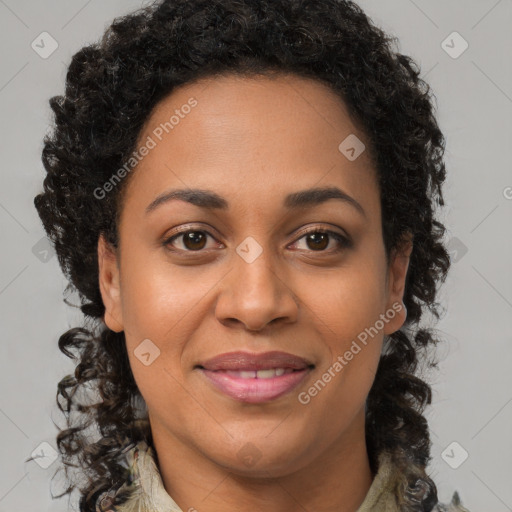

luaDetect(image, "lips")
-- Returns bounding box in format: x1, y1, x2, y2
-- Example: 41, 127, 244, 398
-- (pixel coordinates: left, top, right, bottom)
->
198, 350, 313, 372
196, 351, 314, 403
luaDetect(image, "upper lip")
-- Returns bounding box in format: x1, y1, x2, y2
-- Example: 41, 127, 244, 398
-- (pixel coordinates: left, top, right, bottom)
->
198, 351, 314, 371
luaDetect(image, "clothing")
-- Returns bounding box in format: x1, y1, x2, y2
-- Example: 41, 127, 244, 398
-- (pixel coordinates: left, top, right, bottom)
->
95, 441, 470, 512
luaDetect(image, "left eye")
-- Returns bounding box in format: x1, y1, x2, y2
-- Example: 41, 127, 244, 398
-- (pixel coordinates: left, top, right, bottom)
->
291, 229, 351, 252
164, 229, 351, 253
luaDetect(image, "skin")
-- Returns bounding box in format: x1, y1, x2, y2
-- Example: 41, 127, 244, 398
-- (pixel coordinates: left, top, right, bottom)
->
98, 73, 413, 512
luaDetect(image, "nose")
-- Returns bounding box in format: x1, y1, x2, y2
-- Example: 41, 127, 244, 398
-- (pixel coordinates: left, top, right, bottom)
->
214, 247, 299, 332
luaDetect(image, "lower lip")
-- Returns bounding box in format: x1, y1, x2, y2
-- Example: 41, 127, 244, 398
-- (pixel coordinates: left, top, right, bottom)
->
199, 368, 311, 403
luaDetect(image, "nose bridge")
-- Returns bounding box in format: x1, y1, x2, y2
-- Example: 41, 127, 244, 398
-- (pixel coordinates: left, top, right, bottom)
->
215, 237, 298, 330
233, 236, 279, 301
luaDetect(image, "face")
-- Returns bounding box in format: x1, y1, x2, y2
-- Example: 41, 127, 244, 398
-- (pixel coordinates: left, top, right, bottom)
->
98, 73, 412, 478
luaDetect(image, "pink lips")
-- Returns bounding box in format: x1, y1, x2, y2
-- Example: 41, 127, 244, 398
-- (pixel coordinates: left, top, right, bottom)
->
197, 351, 313, 403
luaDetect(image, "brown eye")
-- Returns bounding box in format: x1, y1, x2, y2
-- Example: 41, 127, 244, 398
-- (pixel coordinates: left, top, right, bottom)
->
164, 227, 351, 255
182, 231, 207, 250
165, 230, 215, 251
305, 232, 329, 251
291, 229, 352, 253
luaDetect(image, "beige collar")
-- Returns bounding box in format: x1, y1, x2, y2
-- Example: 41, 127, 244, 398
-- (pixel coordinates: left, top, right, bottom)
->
96, 441, 469, 512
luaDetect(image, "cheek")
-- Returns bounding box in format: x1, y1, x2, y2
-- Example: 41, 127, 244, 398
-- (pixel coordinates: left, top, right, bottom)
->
298, 260, 387, 343
295, 258, 386, 402
118, 253, 222, 405
118, 257, 203, 416
119, 250, 215, 341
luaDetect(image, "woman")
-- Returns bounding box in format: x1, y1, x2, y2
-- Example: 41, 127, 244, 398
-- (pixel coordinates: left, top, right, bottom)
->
34, 0, 470, 510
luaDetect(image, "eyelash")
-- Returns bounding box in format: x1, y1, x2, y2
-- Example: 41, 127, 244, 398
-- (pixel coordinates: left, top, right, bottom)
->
163, 227, 352, 254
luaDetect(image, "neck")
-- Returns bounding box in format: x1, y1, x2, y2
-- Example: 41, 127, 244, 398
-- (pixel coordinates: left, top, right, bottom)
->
150, 410, 374, 512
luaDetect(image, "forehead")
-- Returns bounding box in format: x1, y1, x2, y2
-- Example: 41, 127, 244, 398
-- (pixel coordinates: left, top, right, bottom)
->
120, 73, 378, 219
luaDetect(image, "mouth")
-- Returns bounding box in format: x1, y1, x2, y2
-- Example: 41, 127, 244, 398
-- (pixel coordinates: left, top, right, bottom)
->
196, 351, 314, 403
214, 367, 301, 378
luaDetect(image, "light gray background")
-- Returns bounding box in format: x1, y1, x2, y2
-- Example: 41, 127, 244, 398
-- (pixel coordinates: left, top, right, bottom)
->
0, 1, 511, 510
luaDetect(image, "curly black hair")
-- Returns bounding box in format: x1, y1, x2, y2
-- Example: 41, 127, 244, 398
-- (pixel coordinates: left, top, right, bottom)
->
33, 0, 450, 510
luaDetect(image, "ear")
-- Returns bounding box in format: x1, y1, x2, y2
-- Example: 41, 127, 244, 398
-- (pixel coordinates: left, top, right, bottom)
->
383, 232, 413, 335
98, 233, 124, 332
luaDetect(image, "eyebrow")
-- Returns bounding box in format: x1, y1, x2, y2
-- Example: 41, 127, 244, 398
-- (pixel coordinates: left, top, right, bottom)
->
145, 186, 366, 218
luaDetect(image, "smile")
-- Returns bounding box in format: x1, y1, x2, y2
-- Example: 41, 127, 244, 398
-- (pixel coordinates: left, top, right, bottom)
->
199, 367, 312, 403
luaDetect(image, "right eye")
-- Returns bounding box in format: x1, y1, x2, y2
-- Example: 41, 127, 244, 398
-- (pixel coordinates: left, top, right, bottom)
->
163, 229, 221, 252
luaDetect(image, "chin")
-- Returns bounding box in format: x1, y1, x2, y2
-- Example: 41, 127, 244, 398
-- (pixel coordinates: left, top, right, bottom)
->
207, 437, 310, 479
